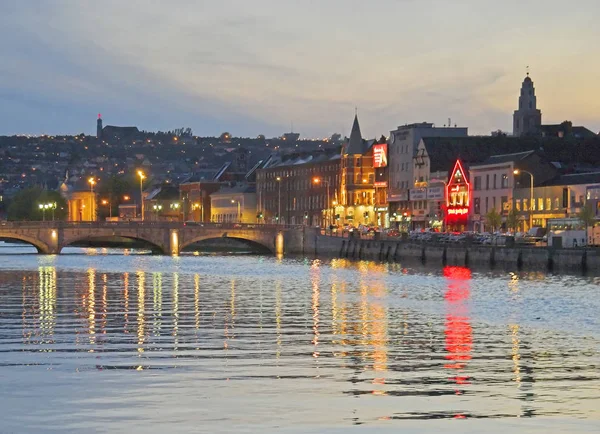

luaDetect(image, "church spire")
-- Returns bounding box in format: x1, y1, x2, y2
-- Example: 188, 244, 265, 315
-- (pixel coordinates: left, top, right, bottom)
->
513, 73, 542, 136
346, 113, 364, 155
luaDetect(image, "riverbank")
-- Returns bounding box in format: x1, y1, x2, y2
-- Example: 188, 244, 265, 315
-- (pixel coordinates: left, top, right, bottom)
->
307, 234, 598, 272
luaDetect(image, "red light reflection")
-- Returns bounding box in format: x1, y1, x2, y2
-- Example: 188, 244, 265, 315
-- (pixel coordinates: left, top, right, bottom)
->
443, 266, 472, 389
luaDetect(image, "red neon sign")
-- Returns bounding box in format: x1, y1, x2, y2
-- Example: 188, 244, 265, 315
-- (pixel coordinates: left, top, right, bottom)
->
445, 159, 470, 226
373, 144, 388, 168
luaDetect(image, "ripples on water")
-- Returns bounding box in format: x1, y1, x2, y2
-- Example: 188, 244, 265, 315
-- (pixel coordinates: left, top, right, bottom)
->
0, 245, 599, 432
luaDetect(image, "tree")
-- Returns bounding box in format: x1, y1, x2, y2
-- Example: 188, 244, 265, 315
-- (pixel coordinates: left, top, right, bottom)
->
577, 202, 596, 241
7, 187, 68, 221
485, 208, 502, 233
96, 175, 135, 220
506, 207, 521, 234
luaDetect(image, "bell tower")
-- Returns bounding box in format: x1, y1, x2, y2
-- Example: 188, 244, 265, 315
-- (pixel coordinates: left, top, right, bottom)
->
97, 114, 103, 140
513, 70, 542, 136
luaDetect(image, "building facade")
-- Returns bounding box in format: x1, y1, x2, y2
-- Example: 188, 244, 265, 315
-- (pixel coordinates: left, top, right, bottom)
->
210, 185, 257, 223
256, 150, 341, 226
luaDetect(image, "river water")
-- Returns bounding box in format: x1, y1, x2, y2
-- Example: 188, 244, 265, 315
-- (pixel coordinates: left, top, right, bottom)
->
0, 244, 599, 433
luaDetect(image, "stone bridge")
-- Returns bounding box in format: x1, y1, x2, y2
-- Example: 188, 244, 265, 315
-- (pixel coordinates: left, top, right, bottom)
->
0, 221, 317, 255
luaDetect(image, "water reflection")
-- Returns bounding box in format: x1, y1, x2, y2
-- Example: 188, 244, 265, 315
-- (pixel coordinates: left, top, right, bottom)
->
0, 255, 599, 429
443, 266, 472, 392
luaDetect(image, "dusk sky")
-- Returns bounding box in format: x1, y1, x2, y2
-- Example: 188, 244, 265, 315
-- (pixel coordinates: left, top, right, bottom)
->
1, 0, 599, 138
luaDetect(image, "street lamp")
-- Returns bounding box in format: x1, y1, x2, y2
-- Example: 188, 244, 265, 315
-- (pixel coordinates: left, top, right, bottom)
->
276, 176, 282, 224
313, 177, 331, 230
231, 199, 241, 223
170, 202, 181, 221
38, 202, 57, 221
88, 177, 96, 193
152, 204, 162, 221
514, 169, 534, 231
101, 199, 112, 219
138, 170, 145, 221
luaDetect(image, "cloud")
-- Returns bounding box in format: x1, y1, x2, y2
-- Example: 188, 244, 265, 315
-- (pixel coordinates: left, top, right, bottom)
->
0, 0, 599, 137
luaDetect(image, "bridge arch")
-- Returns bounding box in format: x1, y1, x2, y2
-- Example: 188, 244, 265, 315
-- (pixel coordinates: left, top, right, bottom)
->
180, 234, 275, 254
60, 234, 166, 254
0, 233, 53, 254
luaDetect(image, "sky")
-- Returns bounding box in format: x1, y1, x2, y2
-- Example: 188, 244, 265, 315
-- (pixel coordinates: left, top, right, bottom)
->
1, 0, 599, 138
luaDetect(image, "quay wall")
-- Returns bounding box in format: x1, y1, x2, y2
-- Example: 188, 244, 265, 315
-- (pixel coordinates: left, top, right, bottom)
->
301, 232, 599, 272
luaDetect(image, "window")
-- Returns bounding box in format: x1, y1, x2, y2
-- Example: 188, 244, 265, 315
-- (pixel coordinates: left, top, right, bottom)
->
523, 199, 528, 211
474, 197, 480, 214
486, 175, 490, 190
546, 198, 551, 211
485, 197, 489, 213
554, 198, 559, 210
493, 174, 497, 189
516, 199, 521, 211
474, 176, 481, 191
493, 197, 496, 210
502, 174, 509, 188
538, 198, 544, 211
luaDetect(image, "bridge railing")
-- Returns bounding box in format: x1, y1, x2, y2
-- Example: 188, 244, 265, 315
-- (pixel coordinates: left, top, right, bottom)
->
0, 221, 307, 231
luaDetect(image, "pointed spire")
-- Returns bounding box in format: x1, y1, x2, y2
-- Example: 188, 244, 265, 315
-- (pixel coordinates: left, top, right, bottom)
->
346, 114, 364, 155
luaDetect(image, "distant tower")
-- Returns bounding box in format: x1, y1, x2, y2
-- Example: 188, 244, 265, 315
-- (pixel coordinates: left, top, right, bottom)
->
97, 114, 103, 139
513, 71, 542, 136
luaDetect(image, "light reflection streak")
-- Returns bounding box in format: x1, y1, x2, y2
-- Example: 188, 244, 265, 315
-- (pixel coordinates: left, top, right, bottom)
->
87, 268, 96, 347
310, 260, 321, 362
136, 271, 146, 355
194, 274, 200, 331
275, 280, 282, 363
101, 273, 107, 335
443, 266, 473, 396
152, 272, 163, 337
173, 272, 179, 350
123, 272, 130, 334
38, 266, 57, 345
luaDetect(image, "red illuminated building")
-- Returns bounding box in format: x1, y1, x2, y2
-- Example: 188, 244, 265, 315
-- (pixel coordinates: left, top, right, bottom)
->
445, 160, 470, 231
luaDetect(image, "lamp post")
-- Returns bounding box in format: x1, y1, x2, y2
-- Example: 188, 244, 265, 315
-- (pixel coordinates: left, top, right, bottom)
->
152, 204, 162, 221
276, 176, 282, 224
137, 170, 145, 221
38, 204, 46, 221
313, 177, 330, 230
101, 199, 113, 219
231, 199, 241, 223
514, 169, 534, 231
170, 202, 180, 221
88, 177, 96, 193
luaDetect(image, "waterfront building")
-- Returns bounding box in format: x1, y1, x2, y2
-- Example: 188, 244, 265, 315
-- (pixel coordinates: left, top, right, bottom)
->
210, 185, 257, 223
387, 122, 468, 225
59, 179, 97, 221
513, 171, 600, 230
339, 115, 376, 227
256, 149, 341, 226
513, 73, 542, 136
469, 151, 556, 232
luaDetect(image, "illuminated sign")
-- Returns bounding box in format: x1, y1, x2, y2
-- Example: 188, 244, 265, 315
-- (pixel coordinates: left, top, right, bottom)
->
427, 186, 444, 200
373, 144, 388, 168
374, 181, 388, 187
410, 188, 427, 201
445, 159, 470, 227
447, 208, 469, 215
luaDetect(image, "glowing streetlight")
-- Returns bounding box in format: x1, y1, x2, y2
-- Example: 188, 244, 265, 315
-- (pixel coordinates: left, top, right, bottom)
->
138, 170, 145, 221
514, 169, 534, 231
152, 203, 162, 221
101, 198, 112, 219
231, 199, 241, 223
276, 176, 282, 224
88, 177, 96, 192
313, 177, 331, 229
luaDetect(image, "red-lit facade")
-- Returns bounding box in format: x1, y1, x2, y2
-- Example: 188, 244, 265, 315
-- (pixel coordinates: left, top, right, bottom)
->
445, 160, 470, 230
